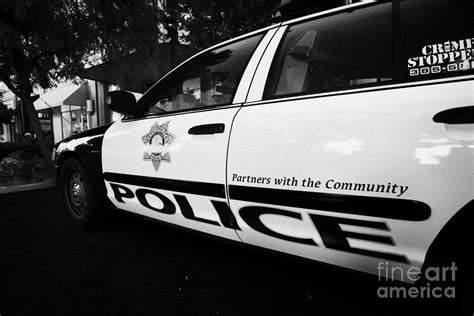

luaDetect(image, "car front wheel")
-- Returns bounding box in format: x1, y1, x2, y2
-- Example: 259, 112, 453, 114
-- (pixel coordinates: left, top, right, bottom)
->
59, 158, 104, 228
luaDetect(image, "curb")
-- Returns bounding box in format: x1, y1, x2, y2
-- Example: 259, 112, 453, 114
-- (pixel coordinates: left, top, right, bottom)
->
0, 179, 55, 194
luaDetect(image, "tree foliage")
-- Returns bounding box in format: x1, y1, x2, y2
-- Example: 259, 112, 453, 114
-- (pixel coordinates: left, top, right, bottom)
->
168, 0, 279, 51
0, 0, 163, 89
0, 0, 163, 158
167, 0, 347, 51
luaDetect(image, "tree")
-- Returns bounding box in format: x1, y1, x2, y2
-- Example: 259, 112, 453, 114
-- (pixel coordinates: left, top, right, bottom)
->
166, 0, 278, 51
167, 0, 347, 52
0, 0, 163, 158
275, 0, 348, 21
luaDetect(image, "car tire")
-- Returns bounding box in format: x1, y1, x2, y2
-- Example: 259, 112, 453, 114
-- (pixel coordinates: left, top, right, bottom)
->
458, 256, 473, 315
421, 241, 472, 314
59, 158, 104, 228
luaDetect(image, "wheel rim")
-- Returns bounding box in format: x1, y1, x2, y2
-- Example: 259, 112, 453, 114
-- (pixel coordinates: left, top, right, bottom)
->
65, 170, 88, 217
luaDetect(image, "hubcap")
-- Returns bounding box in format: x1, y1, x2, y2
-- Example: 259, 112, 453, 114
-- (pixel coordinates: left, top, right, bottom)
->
67, 171, 87, 216
71, 182, 82, 205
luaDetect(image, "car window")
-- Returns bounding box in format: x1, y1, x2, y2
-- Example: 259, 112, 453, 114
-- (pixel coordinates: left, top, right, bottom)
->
264, 3, 393, 99
142, 34, 263, 116
402, 0, 474, 80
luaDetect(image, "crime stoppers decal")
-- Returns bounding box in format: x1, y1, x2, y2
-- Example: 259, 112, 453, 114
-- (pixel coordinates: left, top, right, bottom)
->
408, 37, 473, 77
142, 121, 175, 172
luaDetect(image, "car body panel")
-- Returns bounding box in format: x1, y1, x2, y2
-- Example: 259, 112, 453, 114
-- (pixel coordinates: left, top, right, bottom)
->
101, 108, 243, 242
227, 77, 474, 279
54, 124, 112, 191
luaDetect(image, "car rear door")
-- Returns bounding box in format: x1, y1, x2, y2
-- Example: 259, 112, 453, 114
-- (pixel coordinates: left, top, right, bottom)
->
227, 0, 473, 279
101, 27, 278, 241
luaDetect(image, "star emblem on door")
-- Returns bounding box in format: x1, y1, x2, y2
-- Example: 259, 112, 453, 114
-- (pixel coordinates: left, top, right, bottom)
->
142, 121, 175, 172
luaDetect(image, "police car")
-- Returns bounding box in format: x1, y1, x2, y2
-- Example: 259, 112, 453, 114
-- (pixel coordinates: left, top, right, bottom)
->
54, 0, 473, 283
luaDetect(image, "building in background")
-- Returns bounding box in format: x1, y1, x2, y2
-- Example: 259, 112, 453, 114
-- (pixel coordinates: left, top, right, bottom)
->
0, 83, 18, 143
33, 82, 91, 143
0, 41, 192, 145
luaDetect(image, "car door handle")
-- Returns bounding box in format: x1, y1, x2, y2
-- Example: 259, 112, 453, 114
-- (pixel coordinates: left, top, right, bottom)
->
188, 123, 225, 135
433, 106, 474, 124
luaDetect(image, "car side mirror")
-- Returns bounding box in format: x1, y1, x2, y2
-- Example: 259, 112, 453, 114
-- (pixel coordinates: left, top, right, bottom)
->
106, 90, 137, 117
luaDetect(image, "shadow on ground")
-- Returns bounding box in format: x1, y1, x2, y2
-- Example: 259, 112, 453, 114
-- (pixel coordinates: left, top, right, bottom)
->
0, 188, 468, 315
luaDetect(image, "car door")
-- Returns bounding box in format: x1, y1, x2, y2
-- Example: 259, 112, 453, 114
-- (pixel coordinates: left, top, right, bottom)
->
227, 0, 473, 280
101, 28, 278, 241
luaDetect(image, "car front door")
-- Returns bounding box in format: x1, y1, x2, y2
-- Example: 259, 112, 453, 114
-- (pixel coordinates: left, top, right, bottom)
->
101, 29, 276, 241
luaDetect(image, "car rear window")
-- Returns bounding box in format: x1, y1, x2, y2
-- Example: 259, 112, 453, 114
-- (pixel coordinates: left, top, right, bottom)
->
264, 3, 393, 99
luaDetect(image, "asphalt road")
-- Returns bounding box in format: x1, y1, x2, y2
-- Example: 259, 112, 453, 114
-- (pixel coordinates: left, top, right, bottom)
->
0, 188, 467, 315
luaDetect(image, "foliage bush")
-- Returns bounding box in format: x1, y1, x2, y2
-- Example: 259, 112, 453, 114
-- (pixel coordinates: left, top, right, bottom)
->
0, 141, 42, 161
0, 144, 53, 186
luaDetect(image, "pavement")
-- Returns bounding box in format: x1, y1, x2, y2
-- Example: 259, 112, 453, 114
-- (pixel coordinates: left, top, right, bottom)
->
0, 178, 55, 194
0, 188, 469, 315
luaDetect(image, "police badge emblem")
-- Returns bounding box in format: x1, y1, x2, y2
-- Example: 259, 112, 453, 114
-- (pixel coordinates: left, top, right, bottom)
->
142, 121, 175, 172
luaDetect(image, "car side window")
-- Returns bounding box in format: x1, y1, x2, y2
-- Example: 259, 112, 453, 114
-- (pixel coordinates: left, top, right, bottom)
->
264, 3, 393, 99
143, 34, 263, 116
402, 0, 474, 80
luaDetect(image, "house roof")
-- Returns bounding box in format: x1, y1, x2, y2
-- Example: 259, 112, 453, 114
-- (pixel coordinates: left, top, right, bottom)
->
34, 83, 88, 111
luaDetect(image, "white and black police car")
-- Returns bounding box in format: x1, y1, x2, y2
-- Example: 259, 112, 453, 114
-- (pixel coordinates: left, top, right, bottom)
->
54, 0, 473, 284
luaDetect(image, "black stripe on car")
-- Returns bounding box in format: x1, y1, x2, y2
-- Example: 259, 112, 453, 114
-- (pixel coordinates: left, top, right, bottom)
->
229, 185, 431, 221
103, 172, 226, 198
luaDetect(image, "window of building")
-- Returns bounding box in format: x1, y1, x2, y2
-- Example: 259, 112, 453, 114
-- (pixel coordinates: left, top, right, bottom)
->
401, 0, 474, 80
265, 3, 393, 99
142, 33, 263, 116
61, 106, 84, 138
